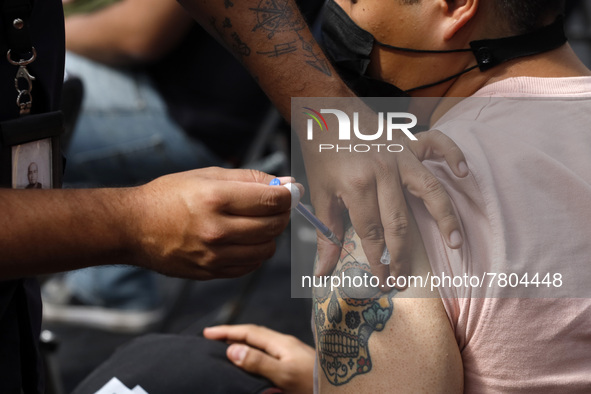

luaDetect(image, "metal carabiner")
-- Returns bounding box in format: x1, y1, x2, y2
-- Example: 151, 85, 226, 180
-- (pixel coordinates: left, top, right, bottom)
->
6, 47, 37, 66
15, 65, 35, 93
16, 89, 32, 114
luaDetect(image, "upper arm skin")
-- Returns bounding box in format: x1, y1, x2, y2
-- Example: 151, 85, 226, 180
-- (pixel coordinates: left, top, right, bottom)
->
313, 215, 463, 393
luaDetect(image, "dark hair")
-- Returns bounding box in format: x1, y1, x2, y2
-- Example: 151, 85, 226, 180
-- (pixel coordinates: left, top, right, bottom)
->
494, 1, 565, 34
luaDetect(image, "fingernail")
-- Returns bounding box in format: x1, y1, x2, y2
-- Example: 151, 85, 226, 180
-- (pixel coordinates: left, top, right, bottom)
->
458, 161, 469, 177
228, 344, 247, 363
294, 183, 305, 197
449, 230, 463, 248
380, 247, 390, 265
276, 176, 295, 185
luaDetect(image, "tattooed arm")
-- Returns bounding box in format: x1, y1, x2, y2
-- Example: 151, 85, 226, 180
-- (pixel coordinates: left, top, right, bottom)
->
203, 212, 461, 393
177, 0, 352, 119
313, 215, 463, 392
177, 0, 468, 294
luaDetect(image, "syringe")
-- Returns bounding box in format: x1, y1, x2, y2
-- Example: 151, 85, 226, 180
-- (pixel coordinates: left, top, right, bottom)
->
272, 178, 391, 265
270, 178, 342, 248
294, 201, 343, 248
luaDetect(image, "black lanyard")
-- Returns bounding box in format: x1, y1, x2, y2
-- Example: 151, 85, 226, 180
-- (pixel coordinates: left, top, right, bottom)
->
2, 0, 36, 115
2, 0, 33, 56
0, 0, 63, 189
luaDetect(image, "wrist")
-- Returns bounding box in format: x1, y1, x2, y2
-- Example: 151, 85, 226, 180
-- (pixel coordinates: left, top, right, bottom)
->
113, 186, 150, 268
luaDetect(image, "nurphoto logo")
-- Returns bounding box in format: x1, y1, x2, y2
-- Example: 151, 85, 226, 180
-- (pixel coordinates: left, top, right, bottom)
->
303, 107, 417, 153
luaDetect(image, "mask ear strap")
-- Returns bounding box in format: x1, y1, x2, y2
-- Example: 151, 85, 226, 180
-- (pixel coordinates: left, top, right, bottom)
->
405, 64, 479, 93
403, 16, 566, 93
374, 40, 472, 54
377, 15, 566, 70
470, 15, 567, 71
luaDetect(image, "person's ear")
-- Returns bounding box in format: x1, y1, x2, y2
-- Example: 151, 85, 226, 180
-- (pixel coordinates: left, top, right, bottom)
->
440, 0, 478, 41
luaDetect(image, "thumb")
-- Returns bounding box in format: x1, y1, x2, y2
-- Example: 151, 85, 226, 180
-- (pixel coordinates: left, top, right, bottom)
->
227, 344, 282, 379
197, 167, 294, 185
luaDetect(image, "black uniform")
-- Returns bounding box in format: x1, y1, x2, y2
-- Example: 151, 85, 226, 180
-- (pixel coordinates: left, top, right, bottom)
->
0, 0, 64, 392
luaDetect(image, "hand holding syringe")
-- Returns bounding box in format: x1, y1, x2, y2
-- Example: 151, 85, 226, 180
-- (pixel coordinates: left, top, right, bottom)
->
270, 178, 390, 265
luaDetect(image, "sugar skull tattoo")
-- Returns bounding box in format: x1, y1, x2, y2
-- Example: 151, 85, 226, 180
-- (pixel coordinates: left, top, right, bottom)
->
313, 229, 398, 385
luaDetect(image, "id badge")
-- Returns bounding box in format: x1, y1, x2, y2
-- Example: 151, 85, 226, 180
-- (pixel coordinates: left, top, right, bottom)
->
0, 111, 64, 189
12, 138, 52, 189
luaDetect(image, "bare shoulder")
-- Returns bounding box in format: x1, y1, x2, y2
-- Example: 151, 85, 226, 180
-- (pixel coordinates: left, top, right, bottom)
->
313, 224, 463, 393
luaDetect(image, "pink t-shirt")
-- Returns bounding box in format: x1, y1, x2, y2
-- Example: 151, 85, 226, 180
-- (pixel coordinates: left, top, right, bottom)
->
409, 77, 591, 392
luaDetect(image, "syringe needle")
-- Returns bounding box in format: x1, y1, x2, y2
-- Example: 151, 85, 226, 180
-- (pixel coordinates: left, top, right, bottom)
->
294, 202, 342, 248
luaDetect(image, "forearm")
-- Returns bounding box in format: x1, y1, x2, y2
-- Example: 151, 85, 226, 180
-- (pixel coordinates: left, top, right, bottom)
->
66, 0, 193, 65
0, 188, 140, 279
177, 0, 354, 119
0, 168, 295, 281
65, 12, 136, 65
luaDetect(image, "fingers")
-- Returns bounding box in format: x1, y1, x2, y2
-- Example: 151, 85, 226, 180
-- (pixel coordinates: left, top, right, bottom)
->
206, 213, 290, 245
187, 167, 296, 216
402, 131, 466, 249
400, 156, 463, 249
344, 177, 390, 282
311, 195, 345, 276
203, 325, 286, 356
376, 177, 413, 284
378, 130, 466, 252
411, 130, 469, 178
201, 241, 277, 274
196, 167, 293, 185
226, 343, 283, 380
204, 324, 315, 392
211, 180, 296, 216
140, 168, 296, 280
198, 262, 264, 280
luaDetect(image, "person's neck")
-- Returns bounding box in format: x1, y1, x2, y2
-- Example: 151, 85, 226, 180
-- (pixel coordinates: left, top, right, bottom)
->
427, 44, 591, 125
